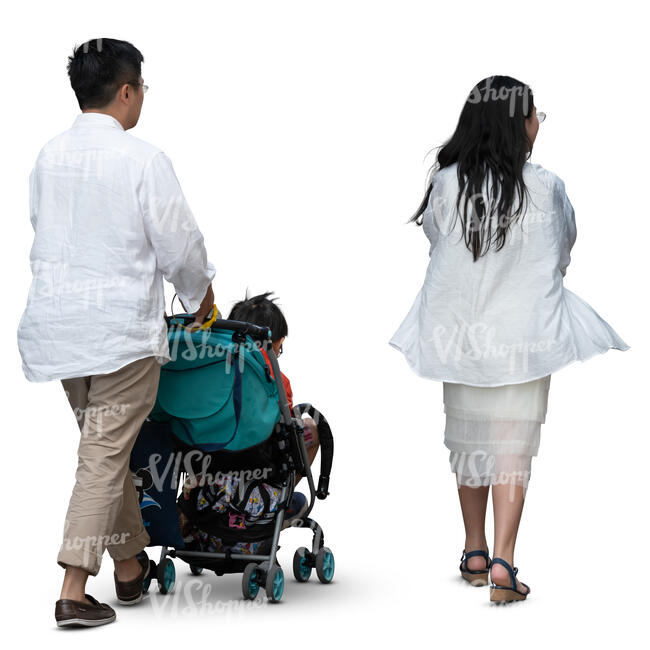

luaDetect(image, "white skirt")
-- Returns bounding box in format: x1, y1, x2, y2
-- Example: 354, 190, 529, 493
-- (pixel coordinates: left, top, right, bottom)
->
443, 375, 551, 490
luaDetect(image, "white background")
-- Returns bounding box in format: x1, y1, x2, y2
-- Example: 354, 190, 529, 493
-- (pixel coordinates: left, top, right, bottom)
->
1, 0, 646, 647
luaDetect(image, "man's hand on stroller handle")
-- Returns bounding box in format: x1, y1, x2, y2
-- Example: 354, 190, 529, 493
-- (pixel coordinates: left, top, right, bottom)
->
185, 284, 215, 330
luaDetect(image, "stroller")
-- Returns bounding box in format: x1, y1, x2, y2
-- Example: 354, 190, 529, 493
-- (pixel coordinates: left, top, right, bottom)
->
130, 312, 335, 603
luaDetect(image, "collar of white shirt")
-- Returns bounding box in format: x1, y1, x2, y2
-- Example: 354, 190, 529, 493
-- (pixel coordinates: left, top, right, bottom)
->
72, 112, 125, 131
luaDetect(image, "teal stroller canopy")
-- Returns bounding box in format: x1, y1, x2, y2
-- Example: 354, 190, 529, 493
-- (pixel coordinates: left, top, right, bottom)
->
149, 317, 282, 452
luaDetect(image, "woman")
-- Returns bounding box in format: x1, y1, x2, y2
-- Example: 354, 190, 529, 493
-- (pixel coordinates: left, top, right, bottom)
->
388, 75, 630, 603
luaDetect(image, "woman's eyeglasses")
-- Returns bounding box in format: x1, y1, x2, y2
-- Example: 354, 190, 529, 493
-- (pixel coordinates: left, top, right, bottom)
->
536, 111, 546, 123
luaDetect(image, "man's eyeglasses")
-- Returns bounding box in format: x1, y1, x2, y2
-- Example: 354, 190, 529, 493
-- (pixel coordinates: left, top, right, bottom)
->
129, 81, 149, 94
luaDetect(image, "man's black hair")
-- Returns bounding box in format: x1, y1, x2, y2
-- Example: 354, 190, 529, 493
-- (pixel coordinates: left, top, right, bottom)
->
227, 291, 288, 342
67, 38, 144, 110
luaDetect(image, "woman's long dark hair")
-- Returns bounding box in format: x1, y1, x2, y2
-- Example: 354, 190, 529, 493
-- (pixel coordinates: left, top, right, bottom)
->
410, 76, 535, 262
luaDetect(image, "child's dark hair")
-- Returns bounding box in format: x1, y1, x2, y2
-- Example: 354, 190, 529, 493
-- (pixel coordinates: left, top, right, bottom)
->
67, 38, 144, 110
227, 291, 288, 342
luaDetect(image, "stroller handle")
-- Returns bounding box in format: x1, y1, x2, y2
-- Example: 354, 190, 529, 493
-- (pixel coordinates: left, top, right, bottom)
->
165, 313, 273, 342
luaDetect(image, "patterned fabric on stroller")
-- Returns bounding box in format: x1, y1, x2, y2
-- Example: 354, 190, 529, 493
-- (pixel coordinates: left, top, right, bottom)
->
130, 313, 335, 602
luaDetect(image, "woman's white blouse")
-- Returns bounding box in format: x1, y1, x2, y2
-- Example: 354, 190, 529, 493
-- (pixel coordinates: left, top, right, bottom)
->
389, 161, 630, 387
17, 112, 216, 382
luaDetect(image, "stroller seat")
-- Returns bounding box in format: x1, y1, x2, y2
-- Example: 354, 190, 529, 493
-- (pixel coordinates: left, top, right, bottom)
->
129, 313, 335, 602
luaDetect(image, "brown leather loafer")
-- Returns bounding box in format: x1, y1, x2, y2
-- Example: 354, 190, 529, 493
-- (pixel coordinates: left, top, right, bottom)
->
114, 552, 150, 605
55, 594, 116, 627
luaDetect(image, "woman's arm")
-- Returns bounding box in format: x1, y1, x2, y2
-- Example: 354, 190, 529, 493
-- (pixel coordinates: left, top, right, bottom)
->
557, 179, 577, 278
422, 181, 441, 256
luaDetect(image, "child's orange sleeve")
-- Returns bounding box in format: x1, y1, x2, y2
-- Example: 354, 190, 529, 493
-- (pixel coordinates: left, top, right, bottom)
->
260, 347, 294, 413
281, 372, 294, 413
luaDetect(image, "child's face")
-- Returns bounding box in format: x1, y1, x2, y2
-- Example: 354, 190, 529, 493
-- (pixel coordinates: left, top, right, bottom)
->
272, 337, 285, 357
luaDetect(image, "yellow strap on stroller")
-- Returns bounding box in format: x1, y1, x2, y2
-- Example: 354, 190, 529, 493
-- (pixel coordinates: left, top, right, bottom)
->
199, 305, 219, 330
169, 293, 220, 330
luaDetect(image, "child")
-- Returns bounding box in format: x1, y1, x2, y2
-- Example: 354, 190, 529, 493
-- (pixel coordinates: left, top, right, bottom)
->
227, 291, 319, 525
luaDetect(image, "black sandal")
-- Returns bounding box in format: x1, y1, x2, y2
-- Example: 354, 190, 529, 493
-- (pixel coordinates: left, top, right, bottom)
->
459, 548, 491, 586
489, 557, 530, 602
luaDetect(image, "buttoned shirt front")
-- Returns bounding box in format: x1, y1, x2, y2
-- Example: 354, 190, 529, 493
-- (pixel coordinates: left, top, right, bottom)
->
17, 112, 215, 382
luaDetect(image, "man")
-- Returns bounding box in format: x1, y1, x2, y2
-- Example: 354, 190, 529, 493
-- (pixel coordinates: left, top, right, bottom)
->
16, 38, 215, 627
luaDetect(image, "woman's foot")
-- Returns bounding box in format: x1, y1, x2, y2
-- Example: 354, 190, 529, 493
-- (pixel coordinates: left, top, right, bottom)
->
490, 561, 530, 595
460, 546, 491, 586
462, 540, 490, 571
463, 549, 490, 572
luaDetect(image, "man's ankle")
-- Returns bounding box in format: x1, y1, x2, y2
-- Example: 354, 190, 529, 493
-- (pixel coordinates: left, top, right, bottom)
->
60, 589, 87, 602
114, 555, 142, 582
60, 566, 90, 602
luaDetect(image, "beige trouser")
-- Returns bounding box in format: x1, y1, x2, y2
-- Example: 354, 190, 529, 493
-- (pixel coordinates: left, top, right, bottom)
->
58, 356, 162, 576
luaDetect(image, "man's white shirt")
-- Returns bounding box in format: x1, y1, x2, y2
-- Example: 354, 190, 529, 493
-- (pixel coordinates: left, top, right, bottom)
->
17, 112, 215, 382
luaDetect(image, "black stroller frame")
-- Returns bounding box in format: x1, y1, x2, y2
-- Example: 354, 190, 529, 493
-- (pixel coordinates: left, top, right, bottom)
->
142, 316, 334, 603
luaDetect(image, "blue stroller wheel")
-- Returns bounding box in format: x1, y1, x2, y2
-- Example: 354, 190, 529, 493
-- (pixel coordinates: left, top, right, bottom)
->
315, 547, 335, 583
242, 563, 260, 600
190, 564, 204, 576
265, 565, 284, 603
292, 547, 312, 582
157, 558, 176, 594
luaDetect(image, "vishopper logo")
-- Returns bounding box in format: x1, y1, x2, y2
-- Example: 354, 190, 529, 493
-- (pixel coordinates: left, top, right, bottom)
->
427, 320, 556, 375
466, 79, 531, 118
146, 195, 203, 236
144, 447, 273, 497
429, 192, 554, 247
64, 389, 131, 439
61, 519, 131, 569
149, 577, 265, 617
167, 326, 272, 374
450, 450, 531, 501
27, 259, 130, 309
181, 468, 275, 504
143, 321, 170, 360
39, 147, 112, 181
285, 516, 309, 529
82, 38, 103, 53
291, 403, 324, 430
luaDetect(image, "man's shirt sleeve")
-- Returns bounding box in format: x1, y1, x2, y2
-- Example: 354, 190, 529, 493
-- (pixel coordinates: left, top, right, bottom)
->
139, 151, 215, 313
